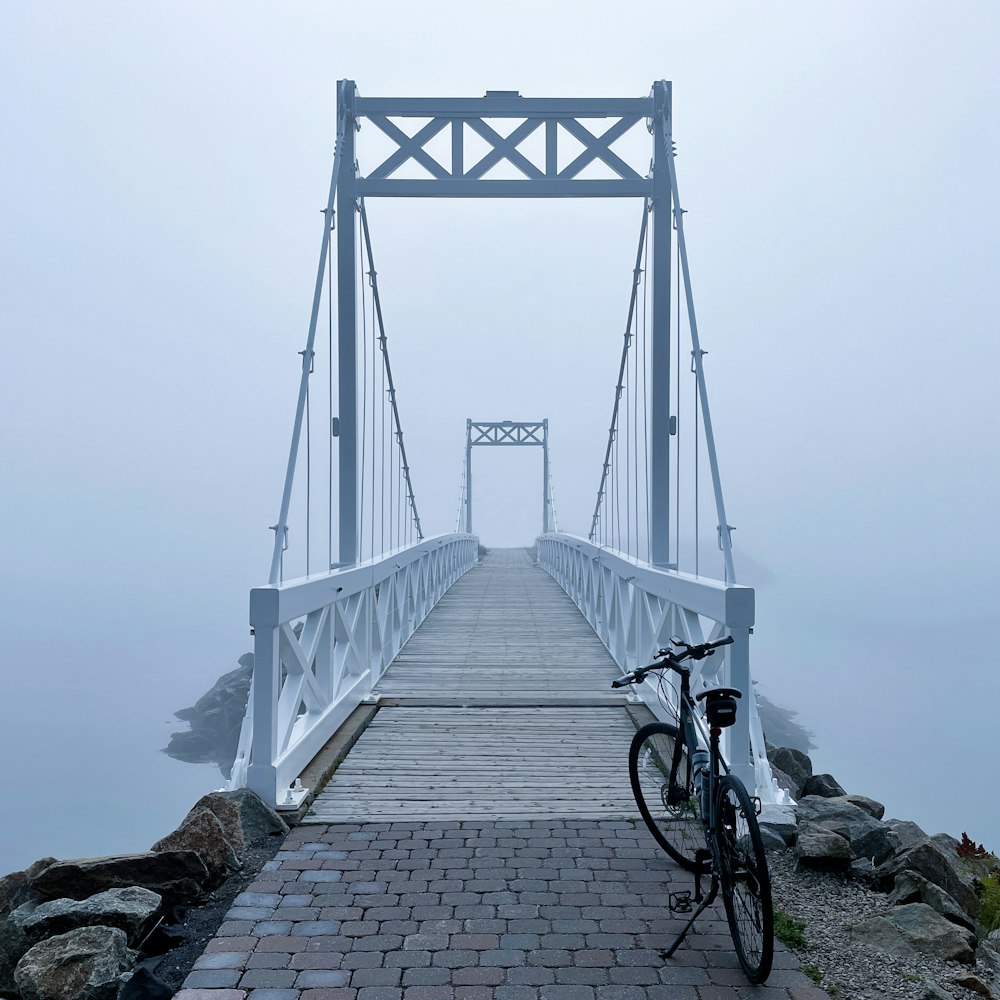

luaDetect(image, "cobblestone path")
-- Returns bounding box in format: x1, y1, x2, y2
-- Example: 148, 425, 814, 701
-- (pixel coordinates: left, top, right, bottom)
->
174, 819, 822, 1000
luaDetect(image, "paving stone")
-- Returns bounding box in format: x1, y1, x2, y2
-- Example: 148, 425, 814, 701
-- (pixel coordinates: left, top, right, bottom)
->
240, 969, 299, 987
183, 969, 244, 988
296, 970, 351, 987
180, 818, 815, 1000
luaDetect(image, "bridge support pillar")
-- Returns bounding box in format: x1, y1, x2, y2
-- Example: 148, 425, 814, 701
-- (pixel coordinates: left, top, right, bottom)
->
465, 419, 472, 534
542, 418, 550, 534
337, 80, 359, 566
649, 80, 672, 567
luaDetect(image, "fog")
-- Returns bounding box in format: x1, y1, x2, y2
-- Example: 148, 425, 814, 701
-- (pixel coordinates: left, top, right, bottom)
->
2, 2, 998, 874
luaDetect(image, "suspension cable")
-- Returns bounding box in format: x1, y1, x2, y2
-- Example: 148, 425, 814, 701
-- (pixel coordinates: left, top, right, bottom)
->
660, 116, 736, 583
589, 201, 650, 542
358, 199, 425, 542
267, 97, 346, 585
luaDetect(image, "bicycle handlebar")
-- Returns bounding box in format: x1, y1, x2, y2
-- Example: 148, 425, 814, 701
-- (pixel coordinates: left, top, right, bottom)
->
611, 635, 735, 689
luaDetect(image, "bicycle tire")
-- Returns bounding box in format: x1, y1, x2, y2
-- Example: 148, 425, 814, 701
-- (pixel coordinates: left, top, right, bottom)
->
628, 722, 704, 871
714, 773, 774, 983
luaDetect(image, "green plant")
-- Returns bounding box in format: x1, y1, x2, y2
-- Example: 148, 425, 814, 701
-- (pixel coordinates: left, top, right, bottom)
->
773, 907, 808, 950
980, 872, 1000, 932
900, 971, 923, 983
802, 963, 822, 984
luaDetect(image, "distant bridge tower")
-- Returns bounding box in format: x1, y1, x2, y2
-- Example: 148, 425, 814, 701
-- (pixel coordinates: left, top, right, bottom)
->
464, 419, 551, 537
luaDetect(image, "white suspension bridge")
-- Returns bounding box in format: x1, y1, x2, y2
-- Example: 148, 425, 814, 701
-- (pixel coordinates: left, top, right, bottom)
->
226, 81, 784, 825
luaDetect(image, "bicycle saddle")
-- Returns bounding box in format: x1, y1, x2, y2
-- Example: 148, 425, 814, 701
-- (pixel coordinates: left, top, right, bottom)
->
694, 687, 742, 703
695, 687, 741, 728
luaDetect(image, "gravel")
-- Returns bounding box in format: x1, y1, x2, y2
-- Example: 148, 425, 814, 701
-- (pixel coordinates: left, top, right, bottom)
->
769, 849, 991, 999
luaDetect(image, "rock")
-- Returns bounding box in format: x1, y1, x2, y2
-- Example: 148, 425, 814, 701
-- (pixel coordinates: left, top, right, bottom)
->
0, 859, 57, 916
758, 826, 789, 852
801, 773, 847, 798
151, 807, 241, 887
922, 983, 956, 1000
116, 965, 173, 1000
13, 887, 161, 944
875, 840, 981, 920
165, 656, 253, 776
30, 853, 209, 907
758, 816, 797, 848
846, 794, 886, 820
977, 937, 1000, 979
856, 903, 976, 963
888, 818, 929, 851
952, 972, 994, 997
768, 747, 812, 796
891, 903, 975, 963
795, 822, 854, 871
796, 796, 900, 865
185, 789, 288, 858
888, 870, 976, 932
14, 925, 135, 1000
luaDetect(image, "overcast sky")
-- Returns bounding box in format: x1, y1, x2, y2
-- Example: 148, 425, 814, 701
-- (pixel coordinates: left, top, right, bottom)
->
1, 2, 998, 873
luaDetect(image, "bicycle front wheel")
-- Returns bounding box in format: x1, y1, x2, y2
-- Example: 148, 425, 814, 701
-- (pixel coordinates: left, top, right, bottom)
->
628, 722, 703, 871
714, 774, 774, 983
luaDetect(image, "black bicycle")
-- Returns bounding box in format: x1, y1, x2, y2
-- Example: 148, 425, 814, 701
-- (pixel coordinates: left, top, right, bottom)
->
613, 636, 774, 983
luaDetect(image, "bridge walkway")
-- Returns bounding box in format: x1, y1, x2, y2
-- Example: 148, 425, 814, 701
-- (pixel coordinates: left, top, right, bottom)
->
176, 549, 813, 997
305, 547, 637, 824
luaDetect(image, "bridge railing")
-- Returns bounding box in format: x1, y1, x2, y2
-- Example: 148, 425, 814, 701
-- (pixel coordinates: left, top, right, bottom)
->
229, 533, 478, 808
537, 532, 783, 803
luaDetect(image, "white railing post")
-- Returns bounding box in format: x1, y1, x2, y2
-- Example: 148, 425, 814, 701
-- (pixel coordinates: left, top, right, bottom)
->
726, 625, 754, 793
230, 533, 478, 809
247, 624, 280, 804
537, 532, 778, 803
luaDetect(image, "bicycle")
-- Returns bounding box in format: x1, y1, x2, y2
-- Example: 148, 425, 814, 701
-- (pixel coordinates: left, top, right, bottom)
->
612, 635, 774, 983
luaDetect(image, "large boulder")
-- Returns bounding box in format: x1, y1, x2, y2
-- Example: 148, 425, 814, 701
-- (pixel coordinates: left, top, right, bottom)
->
846, 795, 886, 820
875, 839, 981, 920
768, 747, 812, 797
151, 807, 241, 887
796, 796, 900, 865
887, 818, 929, 851
13, 887, 161, 943
855, 903, 976, 964
0, 888, 159, 995
29, 853, 208, 907
801, 773, 847, 798
14, 925, 135, 1000
889, 870, 976, 932
182, 789, 288, 858
0, 859, 57, 916
795, 822, 854, 871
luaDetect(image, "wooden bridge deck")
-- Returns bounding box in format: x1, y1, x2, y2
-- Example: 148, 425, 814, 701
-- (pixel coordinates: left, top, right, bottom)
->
306, 548, 641, 824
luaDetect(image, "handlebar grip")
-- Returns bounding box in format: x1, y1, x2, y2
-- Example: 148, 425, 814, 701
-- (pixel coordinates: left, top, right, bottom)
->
611, 676, 632, 689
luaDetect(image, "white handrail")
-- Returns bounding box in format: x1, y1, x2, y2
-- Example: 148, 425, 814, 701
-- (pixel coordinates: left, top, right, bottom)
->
537, 532, 785, 804
229, 533, 478, 808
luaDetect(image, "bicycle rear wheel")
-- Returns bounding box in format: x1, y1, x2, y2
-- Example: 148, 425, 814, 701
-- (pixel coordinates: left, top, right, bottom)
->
714, 774, 774, 983
628, 723, 703, 871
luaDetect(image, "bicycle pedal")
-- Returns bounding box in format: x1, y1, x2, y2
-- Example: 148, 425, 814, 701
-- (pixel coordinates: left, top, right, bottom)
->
669, 891, 692, 914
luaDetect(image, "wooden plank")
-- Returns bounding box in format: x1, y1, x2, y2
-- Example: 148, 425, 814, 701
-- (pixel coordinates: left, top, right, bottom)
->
303, 549, 645, 824
306, 704, 641, 823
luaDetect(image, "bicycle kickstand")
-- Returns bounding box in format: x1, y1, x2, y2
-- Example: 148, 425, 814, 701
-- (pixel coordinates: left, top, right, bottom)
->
663, 850, 717, 959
